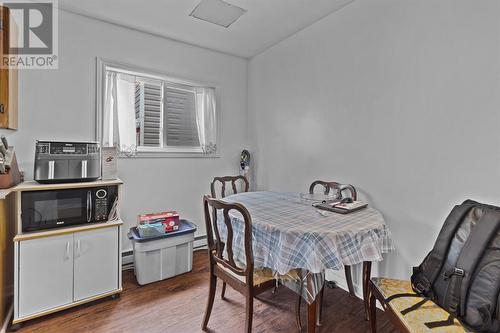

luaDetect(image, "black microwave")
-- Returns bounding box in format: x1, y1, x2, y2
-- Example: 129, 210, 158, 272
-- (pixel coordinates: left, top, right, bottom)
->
21, 186, 118, 232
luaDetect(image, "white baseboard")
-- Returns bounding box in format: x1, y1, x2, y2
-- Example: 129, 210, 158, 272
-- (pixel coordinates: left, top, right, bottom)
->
122, 251, 134, 266
193, 235, 207, 249
1, 304, 13, 333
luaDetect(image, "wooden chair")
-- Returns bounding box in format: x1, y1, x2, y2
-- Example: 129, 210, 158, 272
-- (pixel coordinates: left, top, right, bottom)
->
295, 180, 359, 329
369, 278, 470, 332
309, 180, 358, 297
201, 195, 277, 333
309, 180, 358, 204
211, 175, 249, 198
210, 175, 250, 299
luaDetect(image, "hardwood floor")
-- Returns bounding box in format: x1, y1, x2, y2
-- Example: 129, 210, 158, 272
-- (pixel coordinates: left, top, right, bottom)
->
9, 250, 397, 333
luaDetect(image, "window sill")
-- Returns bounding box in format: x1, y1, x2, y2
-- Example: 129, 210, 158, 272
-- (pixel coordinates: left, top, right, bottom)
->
118, 149, 220, 159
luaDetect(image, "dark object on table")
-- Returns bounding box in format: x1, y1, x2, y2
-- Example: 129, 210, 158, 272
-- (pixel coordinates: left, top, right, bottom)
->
314, 200, 368, 214
34, 141, 101, 183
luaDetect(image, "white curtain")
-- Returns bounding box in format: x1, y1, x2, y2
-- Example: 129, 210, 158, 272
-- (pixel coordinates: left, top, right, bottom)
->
195, 87, 217, 154
102, 71, 116, 147
102, 71, 137, 156
116, 73, 137, 154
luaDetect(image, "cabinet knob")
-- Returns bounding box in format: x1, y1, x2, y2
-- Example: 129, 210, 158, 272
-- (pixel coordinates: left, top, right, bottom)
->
0, 104, 4, 113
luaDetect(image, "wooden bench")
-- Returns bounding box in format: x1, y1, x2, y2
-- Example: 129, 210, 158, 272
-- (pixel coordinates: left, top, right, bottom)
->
369, 278, 471, 333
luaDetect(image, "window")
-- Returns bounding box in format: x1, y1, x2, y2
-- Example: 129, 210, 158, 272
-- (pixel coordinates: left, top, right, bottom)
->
97, 59, 218, 157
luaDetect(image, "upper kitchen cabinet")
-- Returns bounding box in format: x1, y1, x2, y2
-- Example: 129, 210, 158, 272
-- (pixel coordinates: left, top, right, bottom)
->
0, 6, 18, 130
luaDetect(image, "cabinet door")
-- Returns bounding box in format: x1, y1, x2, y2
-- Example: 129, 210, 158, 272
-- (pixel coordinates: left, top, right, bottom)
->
73, 227, 119, 301
19, 234, 74, 317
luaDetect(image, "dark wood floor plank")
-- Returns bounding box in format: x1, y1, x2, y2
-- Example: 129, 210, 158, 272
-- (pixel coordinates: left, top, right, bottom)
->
9, 250, 397, 333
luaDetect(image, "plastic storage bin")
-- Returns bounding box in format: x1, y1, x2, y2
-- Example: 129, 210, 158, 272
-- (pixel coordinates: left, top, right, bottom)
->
128, 220, 197, 285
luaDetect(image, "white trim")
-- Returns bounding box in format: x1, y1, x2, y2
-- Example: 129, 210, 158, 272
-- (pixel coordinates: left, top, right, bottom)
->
122, 252, 134, 266
95, 57, 222, 158
193, 235, 208, 249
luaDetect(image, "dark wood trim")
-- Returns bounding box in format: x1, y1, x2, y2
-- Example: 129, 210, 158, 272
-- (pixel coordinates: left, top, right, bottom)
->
210, 175, 249, 198
363, 261, 372, 320
0, 6, 10, 129
0, 5, 17, 129
369, 279, 411, 333
344, 265, 356, 296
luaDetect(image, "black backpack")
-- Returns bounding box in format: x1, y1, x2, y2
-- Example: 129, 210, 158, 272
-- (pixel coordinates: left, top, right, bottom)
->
410, 200, 500, 332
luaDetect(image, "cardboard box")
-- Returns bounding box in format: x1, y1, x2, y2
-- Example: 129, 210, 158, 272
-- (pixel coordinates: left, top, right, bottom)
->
138, 211, 180, 233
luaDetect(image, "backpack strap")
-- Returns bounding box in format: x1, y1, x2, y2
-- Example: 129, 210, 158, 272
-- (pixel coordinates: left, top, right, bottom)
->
385, 293, 421, 303
411, 202, 476, 296
444, 209, 500, 316
425, 313, 455, 329
400, 298, 430, 315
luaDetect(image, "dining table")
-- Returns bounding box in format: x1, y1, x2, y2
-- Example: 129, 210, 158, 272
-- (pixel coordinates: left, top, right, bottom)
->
218, 191, 394, 333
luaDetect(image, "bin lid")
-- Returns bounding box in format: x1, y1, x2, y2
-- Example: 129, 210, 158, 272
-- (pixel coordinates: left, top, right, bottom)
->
128, 219, 197, 242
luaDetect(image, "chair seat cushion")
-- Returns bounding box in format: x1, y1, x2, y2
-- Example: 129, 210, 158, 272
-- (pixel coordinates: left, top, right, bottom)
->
217, 263, 275, 286
371, 277, 470, 333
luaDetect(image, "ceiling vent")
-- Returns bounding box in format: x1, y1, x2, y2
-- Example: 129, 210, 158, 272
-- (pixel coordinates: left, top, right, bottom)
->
189, 0, 247, 28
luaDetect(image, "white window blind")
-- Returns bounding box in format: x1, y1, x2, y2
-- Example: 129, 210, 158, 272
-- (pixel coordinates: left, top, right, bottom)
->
135, 81, 200, 148
164, 86, 200, 147
135, 81, 163, 146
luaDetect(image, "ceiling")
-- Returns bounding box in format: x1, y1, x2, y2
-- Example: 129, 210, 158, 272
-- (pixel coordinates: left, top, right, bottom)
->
58, 0, 354, 58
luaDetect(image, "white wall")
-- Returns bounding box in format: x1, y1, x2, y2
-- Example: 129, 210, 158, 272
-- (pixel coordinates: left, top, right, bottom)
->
4, 10, 248, 250
248, 0, 500, 281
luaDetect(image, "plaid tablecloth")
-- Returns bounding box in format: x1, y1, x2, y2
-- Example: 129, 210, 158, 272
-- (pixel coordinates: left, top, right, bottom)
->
217, 191, 394, 303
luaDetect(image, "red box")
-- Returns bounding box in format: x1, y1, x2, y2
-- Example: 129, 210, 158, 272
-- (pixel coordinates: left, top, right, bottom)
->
138, 211, 180, 234
162, 211, 180, 233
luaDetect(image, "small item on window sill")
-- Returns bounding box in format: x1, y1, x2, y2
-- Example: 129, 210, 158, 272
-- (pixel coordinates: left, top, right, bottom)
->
101, 146, 118, 179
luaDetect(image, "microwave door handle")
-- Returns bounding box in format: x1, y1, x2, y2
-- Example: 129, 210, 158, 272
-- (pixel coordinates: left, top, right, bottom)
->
81, 160, 88, 178
87, 191, 92, 222
48, 160, 55, 180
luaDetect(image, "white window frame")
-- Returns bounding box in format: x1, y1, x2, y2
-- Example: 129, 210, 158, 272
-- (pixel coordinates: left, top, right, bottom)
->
96, 57, 221, 158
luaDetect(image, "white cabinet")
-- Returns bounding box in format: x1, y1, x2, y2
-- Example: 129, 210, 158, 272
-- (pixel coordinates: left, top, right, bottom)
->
14, 224, 122, 323
18, 233, 74, 317
74, 227, 118, 301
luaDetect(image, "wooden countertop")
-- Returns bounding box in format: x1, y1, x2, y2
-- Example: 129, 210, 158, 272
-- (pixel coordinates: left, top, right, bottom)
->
0, 178, 123, 199
14, 219, 123, 241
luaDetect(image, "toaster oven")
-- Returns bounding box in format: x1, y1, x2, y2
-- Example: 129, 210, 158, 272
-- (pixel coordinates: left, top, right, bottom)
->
34, 141, 101, 184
